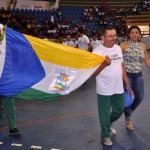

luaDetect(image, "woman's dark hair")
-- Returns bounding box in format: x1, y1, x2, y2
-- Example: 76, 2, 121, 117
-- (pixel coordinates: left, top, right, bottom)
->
128, 25, 141, 35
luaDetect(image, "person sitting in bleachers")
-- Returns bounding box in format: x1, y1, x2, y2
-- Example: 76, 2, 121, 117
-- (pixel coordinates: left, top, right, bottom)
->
58, 36, 67, 45
66, 35, 75, 47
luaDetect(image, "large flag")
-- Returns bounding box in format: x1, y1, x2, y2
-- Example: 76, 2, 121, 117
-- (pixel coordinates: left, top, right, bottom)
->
0, 24, 105, 100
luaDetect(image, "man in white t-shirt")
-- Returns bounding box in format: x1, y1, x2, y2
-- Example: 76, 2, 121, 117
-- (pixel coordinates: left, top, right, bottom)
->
66, 35, 75, 47
92, 27, 131, 146
91, 35, 101, 50
77, 28, 92, 52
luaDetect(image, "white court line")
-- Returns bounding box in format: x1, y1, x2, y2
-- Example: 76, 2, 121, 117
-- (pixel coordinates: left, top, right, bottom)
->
30, 145, 42, 149
1, 142, 62, 150
11, 143, 23, 147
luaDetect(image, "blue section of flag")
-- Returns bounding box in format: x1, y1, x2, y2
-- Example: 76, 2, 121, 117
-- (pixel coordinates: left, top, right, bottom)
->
0, 27, 45, 96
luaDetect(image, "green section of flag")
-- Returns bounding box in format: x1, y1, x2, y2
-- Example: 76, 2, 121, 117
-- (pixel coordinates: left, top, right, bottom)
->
15, 88, 61, 101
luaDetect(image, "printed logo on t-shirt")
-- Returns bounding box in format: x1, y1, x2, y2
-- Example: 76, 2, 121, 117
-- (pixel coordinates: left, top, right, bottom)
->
111, 54, 123, 63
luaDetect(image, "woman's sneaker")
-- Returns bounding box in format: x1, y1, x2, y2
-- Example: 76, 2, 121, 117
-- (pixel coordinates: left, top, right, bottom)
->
101, 137, 113, 146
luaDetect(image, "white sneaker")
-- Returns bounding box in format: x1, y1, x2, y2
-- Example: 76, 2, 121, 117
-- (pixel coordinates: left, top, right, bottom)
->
101, 137, 113, 146
110, 128, 117, 135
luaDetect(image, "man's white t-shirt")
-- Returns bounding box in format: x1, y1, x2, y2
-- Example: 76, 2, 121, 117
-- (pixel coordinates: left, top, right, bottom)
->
78, 34, 90, 50
91, 40, 101, 50
93, 44, 124, 95
66, 40, 75, 47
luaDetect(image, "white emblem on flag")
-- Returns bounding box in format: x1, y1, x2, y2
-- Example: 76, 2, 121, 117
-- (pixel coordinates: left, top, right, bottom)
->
48, 67, 76, 93
53, 73, 69, 90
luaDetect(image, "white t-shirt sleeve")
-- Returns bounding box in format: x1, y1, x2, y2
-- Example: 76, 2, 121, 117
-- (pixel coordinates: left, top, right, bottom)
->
92, 45, 104, 56
84, 35, 90, 44
71, 41, 75, 47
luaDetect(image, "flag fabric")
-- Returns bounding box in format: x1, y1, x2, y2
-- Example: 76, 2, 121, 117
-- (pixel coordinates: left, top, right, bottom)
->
0, 24, 45, 96
0, 24, 105, 100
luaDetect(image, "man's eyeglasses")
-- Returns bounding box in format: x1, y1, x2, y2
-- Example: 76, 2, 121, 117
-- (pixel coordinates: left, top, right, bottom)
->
104, 35, 117, 38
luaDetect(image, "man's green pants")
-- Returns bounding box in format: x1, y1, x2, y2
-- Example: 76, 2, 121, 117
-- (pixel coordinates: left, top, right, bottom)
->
0, 96, 16, 129
97, 93, 124, 138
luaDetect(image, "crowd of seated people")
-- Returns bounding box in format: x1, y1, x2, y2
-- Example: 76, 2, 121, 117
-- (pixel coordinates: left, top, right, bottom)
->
0, 7, 80, 39
0, 0, 149, 40
112, 0, 150, 16
80, 4, 128, 37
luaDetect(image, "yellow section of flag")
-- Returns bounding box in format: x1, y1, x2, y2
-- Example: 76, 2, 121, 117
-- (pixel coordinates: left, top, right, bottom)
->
24, 34, 105, 69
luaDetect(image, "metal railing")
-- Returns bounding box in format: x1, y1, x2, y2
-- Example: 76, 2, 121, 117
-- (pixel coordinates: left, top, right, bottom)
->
141, 31, 150, 36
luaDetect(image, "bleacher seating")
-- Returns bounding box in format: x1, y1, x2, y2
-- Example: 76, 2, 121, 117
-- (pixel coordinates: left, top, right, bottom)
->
60, 0, 150, 25
1, 0, 149, 39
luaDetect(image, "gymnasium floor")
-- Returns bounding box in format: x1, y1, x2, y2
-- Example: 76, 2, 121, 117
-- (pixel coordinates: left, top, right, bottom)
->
0, 64, 150, 150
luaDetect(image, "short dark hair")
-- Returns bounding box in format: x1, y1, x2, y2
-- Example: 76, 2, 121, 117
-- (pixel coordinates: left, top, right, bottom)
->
78, 28, 84, 34
101, 27, 116, 36
128, 25, 141, 35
